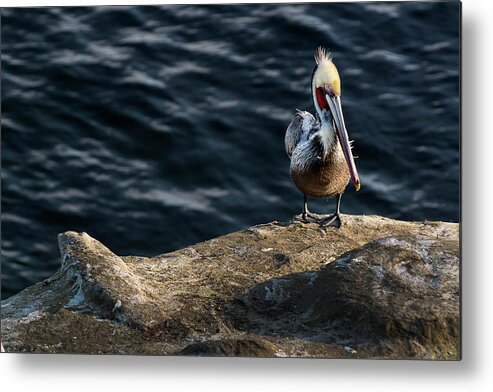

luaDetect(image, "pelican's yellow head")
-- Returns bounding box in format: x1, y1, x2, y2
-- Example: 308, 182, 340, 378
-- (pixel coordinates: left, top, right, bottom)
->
312, 47, 341, 98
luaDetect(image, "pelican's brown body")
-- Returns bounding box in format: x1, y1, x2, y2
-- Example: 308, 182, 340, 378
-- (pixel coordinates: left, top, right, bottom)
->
290, 140, 350, 198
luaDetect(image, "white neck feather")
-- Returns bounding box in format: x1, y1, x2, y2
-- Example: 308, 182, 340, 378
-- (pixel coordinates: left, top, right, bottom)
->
312, 78, 336, 157
319, 121, 335, 157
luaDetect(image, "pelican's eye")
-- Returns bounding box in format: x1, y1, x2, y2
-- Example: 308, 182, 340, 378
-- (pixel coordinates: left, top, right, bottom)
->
323, 84, 336, 97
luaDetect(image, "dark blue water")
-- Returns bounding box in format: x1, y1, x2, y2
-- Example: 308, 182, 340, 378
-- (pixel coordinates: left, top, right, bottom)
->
1, 2, 460, 299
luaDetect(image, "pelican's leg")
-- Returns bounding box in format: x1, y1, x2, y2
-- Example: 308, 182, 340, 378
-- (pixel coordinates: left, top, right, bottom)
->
300, 194, 319, 223
320, 194, 342, 228
302, 194, 309, 220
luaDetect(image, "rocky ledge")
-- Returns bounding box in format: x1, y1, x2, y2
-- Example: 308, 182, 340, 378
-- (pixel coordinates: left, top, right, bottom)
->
1, 215, 460, 359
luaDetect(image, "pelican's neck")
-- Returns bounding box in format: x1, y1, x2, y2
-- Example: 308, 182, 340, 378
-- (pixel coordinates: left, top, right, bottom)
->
312, 80, 336, 156
314, 106, 336, 157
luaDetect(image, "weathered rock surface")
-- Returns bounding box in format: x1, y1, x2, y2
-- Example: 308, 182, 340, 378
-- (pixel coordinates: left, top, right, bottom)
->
1, 215, 460, 359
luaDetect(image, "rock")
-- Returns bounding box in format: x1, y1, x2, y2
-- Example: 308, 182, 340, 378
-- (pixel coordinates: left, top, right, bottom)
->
344, 346, 357, 354
1, 215, 460, 359
179, 338, 278, 357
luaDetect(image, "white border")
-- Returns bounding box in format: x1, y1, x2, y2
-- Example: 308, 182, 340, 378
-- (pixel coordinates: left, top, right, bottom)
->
2, 0, 493, 391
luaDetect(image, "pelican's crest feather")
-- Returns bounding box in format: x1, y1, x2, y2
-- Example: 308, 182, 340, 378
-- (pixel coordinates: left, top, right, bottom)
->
314, 47, 333, 65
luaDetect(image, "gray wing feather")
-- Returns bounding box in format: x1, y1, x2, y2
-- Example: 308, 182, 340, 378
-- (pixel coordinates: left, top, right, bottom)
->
284, 110, 317, 158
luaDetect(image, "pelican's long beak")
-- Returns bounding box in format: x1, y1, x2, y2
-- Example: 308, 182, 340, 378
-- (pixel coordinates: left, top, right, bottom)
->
326, 94, 361, 191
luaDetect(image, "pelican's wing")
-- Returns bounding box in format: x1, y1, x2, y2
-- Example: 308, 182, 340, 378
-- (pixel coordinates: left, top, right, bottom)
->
284, 110, 317, 158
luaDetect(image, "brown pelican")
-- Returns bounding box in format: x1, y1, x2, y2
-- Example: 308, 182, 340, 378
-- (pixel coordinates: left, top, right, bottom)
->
285, 47, 360, 227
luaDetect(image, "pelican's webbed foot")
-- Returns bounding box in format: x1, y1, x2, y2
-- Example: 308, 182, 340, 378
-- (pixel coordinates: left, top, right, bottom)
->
302, 212, 320, 223
294, 194, 322, 223
320, 213, 342, 228
294, 211, 319, 223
